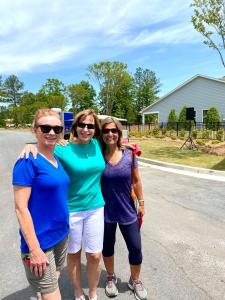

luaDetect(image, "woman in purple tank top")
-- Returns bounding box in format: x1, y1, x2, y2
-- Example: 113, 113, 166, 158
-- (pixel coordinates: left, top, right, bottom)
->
101, 117, 148, 300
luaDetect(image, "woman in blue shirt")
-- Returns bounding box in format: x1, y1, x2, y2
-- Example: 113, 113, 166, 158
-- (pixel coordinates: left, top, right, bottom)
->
13, 109, 70, 300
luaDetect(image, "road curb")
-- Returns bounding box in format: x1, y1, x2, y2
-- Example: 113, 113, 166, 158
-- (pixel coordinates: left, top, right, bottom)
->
138, 157, 225, 177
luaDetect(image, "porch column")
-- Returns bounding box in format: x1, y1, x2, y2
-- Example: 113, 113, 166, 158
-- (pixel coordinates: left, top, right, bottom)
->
142, 114, 145, 131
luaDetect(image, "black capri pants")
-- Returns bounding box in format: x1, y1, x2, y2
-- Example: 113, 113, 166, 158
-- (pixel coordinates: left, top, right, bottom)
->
102, 220, 142, 265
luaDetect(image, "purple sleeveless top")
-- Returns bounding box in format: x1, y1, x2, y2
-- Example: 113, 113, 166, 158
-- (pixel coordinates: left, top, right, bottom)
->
101, 148, 138, 225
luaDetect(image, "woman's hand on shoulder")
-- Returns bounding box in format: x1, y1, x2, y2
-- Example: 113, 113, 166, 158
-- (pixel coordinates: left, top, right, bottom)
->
56, 139, 68, 146
19, 144, 38, 159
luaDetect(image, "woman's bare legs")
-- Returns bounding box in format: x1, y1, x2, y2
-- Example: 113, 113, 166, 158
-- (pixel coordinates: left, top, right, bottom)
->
67, 251, 83, 298
103, 255, 114, 276
130, 264, 141, 280
86, 252, 101, 299
40, 288, 61, 300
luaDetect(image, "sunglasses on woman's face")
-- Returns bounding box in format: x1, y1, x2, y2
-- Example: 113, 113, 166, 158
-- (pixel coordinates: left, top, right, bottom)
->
37, 124, 64, 134
77, 123, 95, 130
102, 128, 118, 134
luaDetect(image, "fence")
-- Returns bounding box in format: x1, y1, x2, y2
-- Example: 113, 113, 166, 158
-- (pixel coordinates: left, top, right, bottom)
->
125, 121, 225, 140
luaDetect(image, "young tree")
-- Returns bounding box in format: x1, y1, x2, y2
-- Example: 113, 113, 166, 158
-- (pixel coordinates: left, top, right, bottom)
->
0, 108, 7, 127
67, 81, 97, 113
39, 78, 66, 96
178, 106, 189, 130
20, 92, 37, 106
167, 109, 178, 130
87, 61, 132, 116
108, 71, 135, 121
133, 67, 161, 120
0, 76, 6, 97
191, 0, 225, 68
3, 75, 24, 106
18, 92, 50, 124
205, 106, 221, 130
38, 78, 68, 110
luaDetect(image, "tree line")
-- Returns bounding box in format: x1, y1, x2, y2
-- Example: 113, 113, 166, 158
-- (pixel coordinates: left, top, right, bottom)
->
0, 61, 161, 127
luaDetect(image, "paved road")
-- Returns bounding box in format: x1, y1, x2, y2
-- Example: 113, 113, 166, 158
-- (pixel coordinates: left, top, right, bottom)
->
1, 130, 225, 300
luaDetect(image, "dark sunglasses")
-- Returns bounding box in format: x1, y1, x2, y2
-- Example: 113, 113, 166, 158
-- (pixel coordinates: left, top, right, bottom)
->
37, 125, 64, 134
102, 128, 118, 134
77, 123, 95, 130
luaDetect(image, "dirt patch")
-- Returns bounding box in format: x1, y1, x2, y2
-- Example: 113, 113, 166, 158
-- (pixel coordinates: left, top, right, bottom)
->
200, 142, 225, 156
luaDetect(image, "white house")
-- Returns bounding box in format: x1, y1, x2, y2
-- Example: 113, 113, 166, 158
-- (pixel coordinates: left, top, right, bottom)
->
140, 74, 225, 125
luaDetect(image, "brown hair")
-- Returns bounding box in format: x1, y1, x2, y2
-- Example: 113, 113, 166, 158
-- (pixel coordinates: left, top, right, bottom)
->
32, 109, 61, 129
101, 117, 123, 150
71, 109, 101, 139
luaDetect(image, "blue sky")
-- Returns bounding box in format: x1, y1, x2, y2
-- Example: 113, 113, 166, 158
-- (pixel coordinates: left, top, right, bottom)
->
0, 0, 224, 97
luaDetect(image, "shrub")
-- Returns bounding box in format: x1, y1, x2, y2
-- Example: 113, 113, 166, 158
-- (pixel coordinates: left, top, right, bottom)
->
152, 128, 160, 136
129, 130, 143, 138
196, 139, 205, 145
211, 140, 220, 144
205, 107, 221, 130
192, 129, 198, 139
202, 130, 212, 139
169, 130, 176, 137
144, 130, 152, 136
161, 128, 167, 135
145, 130, 152, 138
178, 106, 189, 130
155, 133, 164, 138
171, 135, 177, 140
167, 109, 177, 130
216, 129, 224, 142
179, 129, 186, 138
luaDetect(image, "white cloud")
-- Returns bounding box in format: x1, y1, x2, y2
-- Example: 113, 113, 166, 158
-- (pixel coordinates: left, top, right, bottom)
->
122, 24, 200, 47
0, 0, 197, 73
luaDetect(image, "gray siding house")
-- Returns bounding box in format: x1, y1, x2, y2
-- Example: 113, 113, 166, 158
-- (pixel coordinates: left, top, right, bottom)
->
140, 75, 225, 125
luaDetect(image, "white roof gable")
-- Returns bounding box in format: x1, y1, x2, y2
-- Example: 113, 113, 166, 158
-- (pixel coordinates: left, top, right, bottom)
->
140, 74, 225, 114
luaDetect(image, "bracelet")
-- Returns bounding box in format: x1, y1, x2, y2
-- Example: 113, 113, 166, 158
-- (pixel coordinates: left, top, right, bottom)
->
138, 200, 144, 206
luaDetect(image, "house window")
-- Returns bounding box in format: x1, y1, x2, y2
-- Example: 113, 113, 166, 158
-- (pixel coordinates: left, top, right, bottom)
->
203, 110, 208, 123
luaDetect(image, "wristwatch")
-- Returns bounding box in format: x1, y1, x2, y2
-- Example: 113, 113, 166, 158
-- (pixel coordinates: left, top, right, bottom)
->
138, 200, 144, 206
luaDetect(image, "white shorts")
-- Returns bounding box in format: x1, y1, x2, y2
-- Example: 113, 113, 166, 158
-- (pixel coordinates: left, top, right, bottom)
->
68, 206, 104, 254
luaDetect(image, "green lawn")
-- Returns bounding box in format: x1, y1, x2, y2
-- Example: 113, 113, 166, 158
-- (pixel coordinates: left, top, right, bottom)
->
130, 138, 225, 171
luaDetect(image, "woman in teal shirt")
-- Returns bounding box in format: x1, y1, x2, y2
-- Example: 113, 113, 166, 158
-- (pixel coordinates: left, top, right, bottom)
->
57, 109, 105, 300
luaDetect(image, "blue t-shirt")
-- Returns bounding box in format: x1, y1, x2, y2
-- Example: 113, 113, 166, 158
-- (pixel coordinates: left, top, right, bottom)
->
101, 148, 138, 225
54, 138, 105, 212
12, 154, 70, 253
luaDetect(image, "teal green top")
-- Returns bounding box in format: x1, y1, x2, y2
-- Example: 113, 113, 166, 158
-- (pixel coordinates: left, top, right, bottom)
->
54, 138, 105, 212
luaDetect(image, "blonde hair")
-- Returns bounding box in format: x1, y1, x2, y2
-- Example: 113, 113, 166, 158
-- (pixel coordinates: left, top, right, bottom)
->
101, 117, 123, 150
32, 109, 61, 128
71, 109, 101, 139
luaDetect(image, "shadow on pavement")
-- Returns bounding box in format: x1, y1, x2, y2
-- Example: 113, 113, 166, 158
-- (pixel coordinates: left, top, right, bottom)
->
2, 265, 78, 300
1, 286, 34, 300
2, 264, 131, 300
